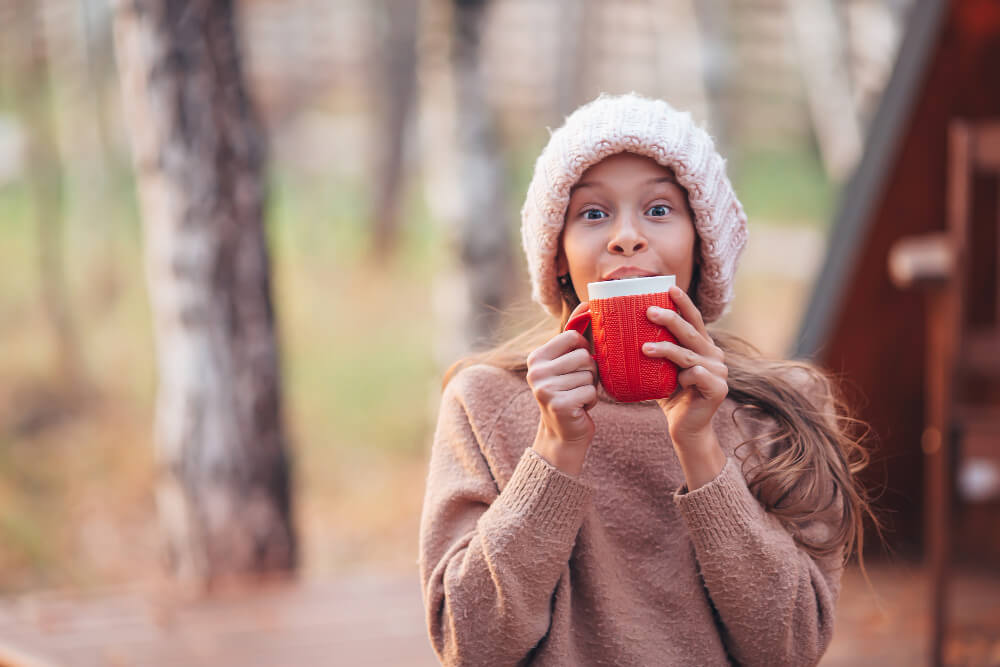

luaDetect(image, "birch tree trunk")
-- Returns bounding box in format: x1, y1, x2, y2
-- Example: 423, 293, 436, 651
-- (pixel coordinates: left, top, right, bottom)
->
113, 0, 295, 588
446, 0, 514, 355
553, 0, 592, 118
419, 0, 514, 367
786, 0, 863, 181
842, 0, 906, 128
369, 0, 419, 262
692, 0, 733, 157
9, 0, 82, 386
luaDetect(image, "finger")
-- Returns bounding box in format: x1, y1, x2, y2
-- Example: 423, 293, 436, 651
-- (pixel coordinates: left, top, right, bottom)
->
549, 384, 599, 417
552, 346, 596, 374
528, 347, 596, 385
642, 341, 726, 375
676, 364, 729, 401
542, 370, 598, 394
646, 306, 714, 356
528, 329, 590, 366
669, 285, 709, 338
532, 369, 598, 405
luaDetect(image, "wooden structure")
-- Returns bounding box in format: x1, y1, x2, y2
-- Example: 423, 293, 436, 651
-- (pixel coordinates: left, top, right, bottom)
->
890, 119, 1000, 665
794, 0, 1000, 663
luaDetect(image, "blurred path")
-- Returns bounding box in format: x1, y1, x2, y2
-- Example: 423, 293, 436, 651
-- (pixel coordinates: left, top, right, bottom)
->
0, 563, 997, 666
0, 573, 437, 666
822, 560, 1000, 666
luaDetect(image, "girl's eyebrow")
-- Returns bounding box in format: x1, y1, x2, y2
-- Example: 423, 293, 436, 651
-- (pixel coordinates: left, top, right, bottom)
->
569, 174, 680, 196
647, 175, 680, 186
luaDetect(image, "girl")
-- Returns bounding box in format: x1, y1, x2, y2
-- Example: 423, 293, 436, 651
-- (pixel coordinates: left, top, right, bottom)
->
418, 93, 875, 666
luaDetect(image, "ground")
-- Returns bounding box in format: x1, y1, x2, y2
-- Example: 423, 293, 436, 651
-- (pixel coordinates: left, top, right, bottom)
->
0, 561, 998, 666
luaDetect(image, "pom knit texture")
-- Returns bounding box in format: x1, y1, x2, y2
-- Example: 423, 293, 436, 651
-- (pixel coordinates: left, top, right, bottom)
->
521, 92, 749, 322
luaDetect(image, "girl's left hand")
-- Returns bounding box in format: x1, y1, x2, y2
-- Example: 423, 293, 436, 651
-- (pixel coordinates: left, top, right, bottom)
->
643, 285, 729, 446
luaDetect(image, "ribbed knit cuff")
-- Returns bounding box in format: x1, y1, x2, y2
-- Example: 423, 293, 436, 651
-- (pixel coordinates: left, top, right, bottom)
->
673, 457, 762, 550
496, 448, 593, 544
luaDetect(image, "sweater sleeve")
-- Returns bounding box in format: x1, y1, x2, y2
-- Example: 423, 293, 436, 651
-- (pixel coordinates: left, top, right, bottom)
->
672, 365, 847, 666
418, 370, 593, 666
674, 457, 843, 666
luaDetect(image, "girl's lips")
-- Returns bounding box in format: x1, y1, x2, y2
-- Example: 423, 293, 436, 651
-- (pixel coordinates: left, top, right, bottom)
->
601, 267, 661, 281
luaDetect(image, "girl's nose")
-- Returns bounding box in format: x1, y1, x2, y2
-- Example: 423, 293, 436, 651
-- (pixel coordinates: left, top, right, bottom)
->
607, 216, 647, 256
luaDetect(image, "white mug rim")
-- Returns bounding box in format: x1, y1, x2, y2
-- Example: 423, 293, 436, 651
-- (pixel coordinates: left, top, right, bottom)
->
587, 275, 676, 299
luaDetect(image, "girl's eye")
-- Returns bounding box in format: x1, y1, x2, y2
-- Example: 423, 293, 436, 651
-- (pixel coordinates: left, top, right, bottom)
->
647, 204, 671, 217
583, 209, 607, 221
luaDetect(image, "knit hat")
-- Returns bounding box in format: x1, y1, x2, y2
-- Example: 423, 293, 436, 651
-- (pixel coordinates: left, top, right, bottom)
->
520, 92, 748, 323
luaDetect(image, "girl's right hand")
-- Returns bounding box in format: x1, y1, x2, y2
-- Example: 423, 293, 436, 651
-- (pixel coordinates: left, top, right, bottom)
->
526, 301, 599, 476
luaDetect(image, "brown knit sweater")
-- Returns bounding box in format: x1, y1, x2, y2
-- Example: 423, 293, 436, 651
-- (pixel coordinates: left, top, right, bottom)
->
418, 363, 843, 666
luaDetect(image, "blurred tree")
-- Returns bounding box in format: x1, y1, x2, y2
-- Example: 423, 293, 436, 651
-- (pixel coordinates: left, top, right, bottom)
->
842, 0, 911, 129
7, 0, 83, 386
368, 0, 420, 262
692, 0, 733, 157
447, 0, 515, 354
112, 0, 296, 588
419, 0, 515, 366
554, 0, 593, 118
787, 0, 863, 181
79, 0, 116, 168
78, 0, 124, 309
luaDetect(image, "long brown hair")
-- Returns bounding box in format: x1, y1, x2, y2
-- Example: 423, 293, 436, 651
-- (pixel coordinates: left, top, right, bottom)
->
443, 288, 883, 574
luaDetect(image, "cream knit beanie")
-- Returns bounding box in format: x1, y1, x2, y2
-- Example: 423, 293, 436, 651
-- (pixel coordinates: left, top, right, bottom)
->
520, 92, 748, 323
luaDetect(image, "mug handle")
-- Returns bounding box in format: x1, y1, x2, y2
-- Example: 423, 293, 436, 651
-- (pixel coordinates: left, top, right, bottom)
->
563, 304, 600, 364
563, 306, 601, 391
564, 308, 592, 335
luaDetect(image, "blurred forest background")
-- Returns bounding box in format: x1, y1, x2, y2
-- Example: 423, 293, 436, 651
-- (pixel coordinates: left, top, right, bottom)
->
0, 0, 913, 594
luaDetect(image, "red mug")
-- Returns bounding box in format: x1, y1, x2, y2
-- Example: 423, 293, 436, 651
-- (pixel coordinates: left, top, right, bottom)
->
564, 275, 679, 403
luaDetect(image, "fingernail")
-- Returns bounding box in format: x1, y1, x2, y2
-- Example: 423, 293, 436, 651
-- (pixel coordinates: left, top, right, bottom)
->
643, 343, 656, 353
648, 306, 662, 315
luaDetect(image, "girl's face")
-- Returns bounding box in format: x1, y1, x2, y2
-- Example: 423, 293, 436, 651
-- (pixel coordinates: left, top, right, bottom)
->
557, 152, 698, 302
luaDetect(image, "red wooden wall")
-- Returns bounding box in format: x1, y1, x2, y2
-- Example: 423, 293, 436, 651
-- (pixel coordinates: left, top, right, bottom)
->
818, 0, 1000, 559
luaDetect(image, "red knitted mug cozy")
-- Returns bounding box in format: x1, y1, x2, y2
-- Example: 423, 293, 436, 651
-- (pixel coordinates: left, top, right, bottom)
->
566, 291, 679, 403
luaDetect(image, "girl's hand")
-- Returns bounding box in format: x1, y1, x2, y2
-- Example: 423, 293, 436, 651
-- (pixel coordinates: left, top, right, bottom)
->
643, 286, 729, 446
526, 301, 599, 476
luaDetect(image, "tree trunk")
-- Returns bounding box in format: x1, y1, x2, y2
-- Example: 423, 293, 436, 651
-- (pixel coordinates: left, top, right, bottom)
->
692, 0, 733, 156
419, 0, 515, 367
79, 0, 116, 167
553, 0, 592, 118
368, 0, 419, 262
8, 0, 82, 386
78, 0, 123, 310
842, 0, 907, 129
112, 0, 296, 589
786, 0, 863, 181
447, 0, 514, 353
